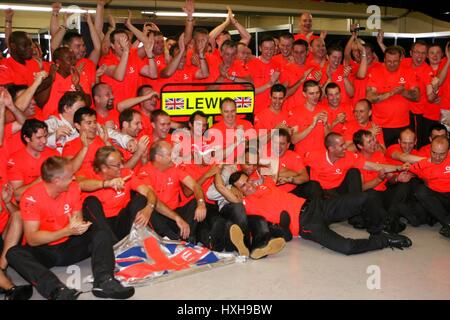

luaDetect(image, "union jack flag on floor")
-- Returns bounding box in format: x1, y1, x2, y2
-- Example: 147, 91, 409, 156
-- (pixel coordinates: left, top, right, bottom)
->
114, 226, 241, 287
234, 96, 252, 109
165, 97, 185, 110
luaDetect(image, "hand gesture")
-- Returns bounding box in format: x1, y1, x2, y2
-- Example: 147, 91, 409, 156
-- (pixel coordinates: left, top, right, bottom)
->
1, 183, 14, 204
105, 174, 132, 192
343, 65, 352, 78
377, 29, 384, 45
194, 202, 207, 222
33, 71, 48, 86
5, 8, 14, 21
176, 216, 190, 240
118, 33, 130, 53
137, 135, 150, 155
125, 10, 132, 28
56, 125, 72, 140
97, 124, 109, 143
96, 64, 107, 78
126, 138, 137, 153
68, 214, 92, 236
320, 30, 327, 40
143, 32, 155, 58
183, 0, 195, 18
51, 2, 62, 14
134, 207, 152, 227
108, 14, 116, 30
270, 70, 280, 85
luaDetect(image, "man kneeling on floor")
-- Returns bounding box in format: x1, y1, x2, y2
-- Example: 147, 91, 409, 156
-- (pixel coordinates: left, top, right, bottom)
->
228, 171, 413, 255
6, 156, 134, 300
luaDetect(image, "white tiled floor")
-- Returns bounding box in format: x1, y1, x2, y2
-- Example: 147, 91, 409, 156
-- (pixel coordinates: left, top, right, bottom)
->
6, 223, 450, 300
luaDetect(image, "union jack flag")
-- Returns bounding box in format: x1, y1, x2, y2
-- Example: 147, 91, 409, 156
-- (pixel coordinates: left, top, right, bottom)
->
114, 227, 239, 286
234, 96, 252, 109
165, 97, 185, 110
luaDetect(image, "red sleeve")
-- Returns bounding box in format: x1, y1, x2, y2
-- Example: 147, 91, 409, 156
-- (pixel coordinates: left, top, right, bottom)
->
20, 189, 41, 221
6, 156, 24, 182
0, 63, 13, 85
350, 152, 365, 169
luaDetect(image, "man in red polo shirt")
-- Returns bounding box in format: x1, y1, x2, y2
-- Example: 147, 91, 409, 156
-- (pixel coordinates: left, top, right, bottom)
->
324, 83, 353, 134
254, 84, 292, 131
138, 141, 207, 244
366, 46, 420, 147
115, 109, 150, 170
273, 129, 322, 200
100, 29, 157, 104
290, 80, 329, 156
116, 84, 159, 137
62, 107, 108, 174
247, 36, 280, 114
418, 123, 448, 157
279, 39, 316, 112
0, 31, 41, 87
78, 146, 189, 243
228, 170, 411, 255
38, 47, 91, 118
272, 32, 294, 71
402, 41, 434, 148
91, 82, 119, 129
294, 12, 326, 42
385, 128, 426, 165
6, 156, 134, 300
408, 136, 450, 238
342, 99, 385, 152
7, 119, 59, 201
323, 46, 355, 105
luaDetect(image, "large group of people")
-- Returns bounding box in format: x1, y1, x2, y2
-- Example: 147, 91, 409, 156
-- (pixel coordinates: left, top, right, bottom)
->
0, 0, 449, 300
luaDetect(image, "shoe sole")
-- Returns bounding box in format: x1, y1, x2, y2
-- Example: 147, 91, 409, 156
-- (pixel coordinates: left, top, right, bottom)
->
250, 238, 286, 260
92, 287, 135, 300
229, 224, 249, 257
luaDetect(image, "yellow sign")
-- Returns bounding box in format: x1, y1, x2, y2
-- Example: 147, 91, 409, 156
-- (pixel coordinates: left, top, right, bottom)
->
161, 90, 254, 116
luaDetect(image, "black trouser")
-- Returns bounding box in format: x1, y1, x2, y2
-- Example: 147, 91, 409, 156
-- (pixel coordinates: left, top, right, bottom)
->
422, 117, 441, 145
290, 181, 323, 200
414, 184, 450, 227
299, 193, 388, 255
382, 126, 410, 148
6, 227, 115, 299
324, 168, 362, 199
220, 203, 250, 247
149, 199, 198, 242
83, 195, 147, 244
196, 204, 234, 252
410, 112, 426, 149
247, 215, 285, 250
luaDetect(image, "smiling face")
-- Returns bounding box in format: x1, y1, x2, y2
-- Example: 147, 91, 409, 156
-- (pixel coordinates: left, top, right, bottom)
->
385, 52, 401, 72
26, 128, 48, 152
411, 43, 427, 67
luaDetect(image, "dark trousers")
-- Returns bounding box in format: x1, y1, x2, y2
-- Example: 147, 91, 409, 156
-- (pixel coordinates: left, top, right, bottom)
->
149, 199, 197, 242
382, 126, 410, 148
6, 227, 115, 299
220, 203, 250, 247
290, 180, 323, 200
422, 117, 441, 146
324, 168, 362, 199
196, 204, 234, 252
299, 193, 388, 255
414, 184, 450, 227
247, 215, 285, 250
410, 112, 426, 148
83, 195, 147, 244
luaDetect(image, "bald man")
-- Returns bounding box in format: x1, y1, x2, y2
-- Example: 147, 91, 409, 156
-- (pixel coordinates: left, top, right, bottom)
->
294, 12, 326, 42
408, 136, 450, 238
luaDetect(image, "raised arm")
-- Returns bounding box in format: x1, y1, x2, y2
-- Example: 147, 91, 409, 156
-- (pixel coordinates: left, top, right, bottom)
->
4, 8, 14, 49
86, 13, 102, 65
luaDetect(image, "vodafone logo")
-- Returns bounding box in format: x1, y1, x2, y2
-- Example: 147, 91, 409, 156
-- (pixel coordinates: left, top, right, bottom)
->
129, 67, 135, 74
115, 191, 126, 198
270, 69, 275, 75
335, 169, 343, 175
167, 177, 174, 186
444, 166, 450, 174
337, 76, 343, 82
64, 204, 72, 215
399, 77, 406, 84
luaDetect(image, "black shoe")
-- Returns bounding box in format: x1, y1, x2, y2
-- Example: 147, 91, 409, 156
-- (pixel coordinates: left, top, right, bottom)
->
381, 231, 412, 250
92, 277, 135, 299
1, 285, 33, 300
49, 287, 82, 300
279, 211, 293, 242
384, 218, 407, 234
439, 225, 450, 238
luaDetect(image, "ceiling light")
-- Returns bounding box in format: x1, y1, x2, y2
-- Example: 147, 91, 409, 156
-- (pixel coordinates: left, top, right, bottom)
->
0, 4, 96, 14
142, 11, 229, 18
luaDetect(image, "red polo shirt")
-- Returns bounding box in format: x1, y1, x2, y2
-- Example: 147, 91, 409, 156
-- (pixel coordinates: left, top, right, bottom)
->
62, 136, 106, 173
359, 151, 388, 191
0, 57, 41, 86
20, 181, 82, 246
278, 150, 306, 192
409, 156, 450, 193
304, 149, 365, 190
342, 120, 385, 146
385, 144, 422, 165
247, 58, 279, 114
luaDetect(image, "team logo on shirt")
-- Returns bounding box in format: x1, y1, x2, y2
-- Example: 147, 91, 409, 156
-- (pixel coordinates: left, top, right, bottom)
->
337, 76, 343, 82
64, 204, 72, 215
167, 177, 174, 186
399, 77, 406, 84
115, 191, 126, 198
444, 166, 450, 174
25, 196, 37, 203
183, 73, 189, 80
335, 169, 343, 175
129, 67, 135, 74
